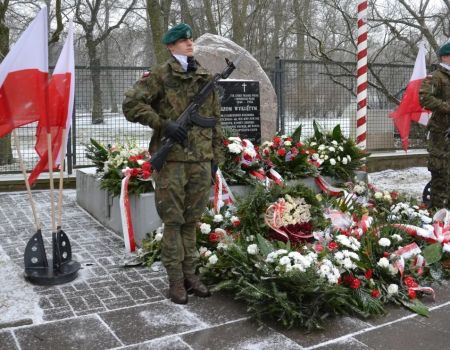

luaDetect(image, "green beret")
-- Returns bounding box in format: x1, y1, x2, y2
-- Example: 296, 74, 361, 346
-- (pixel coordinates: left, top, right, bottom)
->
438, 42, 450, 56
162, 23, 193, 45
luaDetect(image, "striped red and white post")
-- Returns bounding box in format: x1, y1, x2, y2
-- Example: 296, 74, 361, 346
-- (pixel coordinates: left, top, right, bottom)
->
356, 0, 368, 149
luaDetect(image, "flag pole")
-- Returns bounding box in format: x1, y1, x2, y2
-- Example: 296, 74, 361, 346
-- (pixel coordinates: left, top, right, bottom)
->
12, 130, 41, 231
57, 128, 68, 227
356, 0, 368, 150
47, 133, 57, 233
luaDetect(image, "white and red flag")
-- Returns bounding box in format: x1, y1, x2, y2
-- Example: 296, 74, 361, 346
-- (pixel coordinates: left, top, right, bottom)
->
28, 21, 75, 185
0, 7, 48, 137
390, 43, 431, 151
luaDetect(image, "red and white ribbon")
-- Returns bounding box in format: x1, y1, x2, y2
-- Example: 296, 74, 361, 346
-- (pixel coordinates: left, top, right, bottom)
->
267, 168, 284, 186
315, 175, 345, 196
119, 169, 136, 253
393, 242, 422, 277
356, 0, 368, 149
213, 168, 235, 214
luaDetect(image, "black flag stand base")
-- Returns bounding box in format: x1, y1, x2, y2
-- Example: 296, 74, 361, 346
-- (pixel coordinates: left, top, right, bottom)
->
24, 228, 81, 285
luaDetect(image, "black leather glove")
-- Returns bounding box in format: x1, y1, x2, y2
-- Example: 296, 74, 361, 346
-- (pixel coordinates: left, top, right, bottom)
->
165, 121, 187, 144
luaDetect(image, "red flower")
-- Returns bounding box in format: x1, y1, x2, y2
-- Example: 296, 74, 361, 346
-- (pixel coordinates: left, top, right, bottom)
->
286, 137, 293, 142
343, 275, 354, 285
130, 168, 140, 177
350, 278, 361, 289
277, 148, 286, 157
243, 152, 253, 161
142, 170, 151, 179
129, 155, 139, 163
327, 241, 338, 251
365, 269, 373, 279
296, 142, 303, 148
314, 243, 324, 252
273, 136, 281, 145
390, 191, 399, 201
142, 162, 151, 171
404, 276, 419, 288
371, 289, 381, 298
408, 288, 417, 299
232, 219, 241, 227
209, 232, 221, 243
223, 139, 230, 146
383, 251, 390, 258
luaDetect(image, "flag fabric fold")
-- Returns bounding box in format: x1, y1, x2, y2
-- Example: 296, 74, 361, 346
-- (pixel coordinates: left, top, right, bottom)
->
28, 21, 75, 185
390, 43, 432, 151
0, 8, 48, 138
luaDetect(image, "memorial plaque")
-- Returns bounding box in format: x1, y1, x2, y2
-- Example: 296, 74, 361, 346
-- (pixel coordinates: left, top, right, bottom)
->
217, 80, 261, 144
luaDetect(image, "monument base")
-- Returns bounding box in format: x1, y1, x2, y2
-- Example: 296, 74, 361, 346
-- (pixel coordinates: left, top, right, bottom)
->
76, 168, 345, 246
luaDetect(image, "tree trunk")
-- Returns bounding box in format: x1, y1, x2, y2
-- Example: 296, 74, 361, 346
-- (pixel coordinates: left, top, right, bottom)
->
87, 40, 103, 124
147, 0, 169, 64
203, 0, 217, 34
0, 1, 12, 165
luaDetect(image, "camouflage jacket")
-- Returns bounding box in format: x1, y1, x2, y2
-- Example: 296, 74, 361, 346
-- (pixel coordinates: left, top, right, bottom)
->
419, 64, 450, 134
122, 56, 224, 164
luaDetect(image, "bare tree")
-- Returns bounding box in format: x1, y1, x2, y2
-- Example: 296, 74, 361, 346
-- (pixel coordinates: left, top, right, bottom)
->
146, 0, 172, 64
75, 0, 137, 124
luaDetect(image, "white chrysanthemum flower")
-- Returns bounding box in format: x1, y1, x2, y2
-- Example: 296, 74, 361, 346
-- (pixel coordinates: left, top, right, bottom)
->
388, 264, 398, 275
200, 223, 211, 234
213, 214, 224, 223
292, 264, 306, 272
318, 144, 326, 150
154, 232, 163, 241
374, 192, 383, 199
332, 140, 338, 145
391, 234, 402, 242
387, 284, 398, 295
312, 153, 319, 160
328, 146, 335, 152
208, 254, 218, 265
279, 256, 291, 266
353, 184, 364, 194
342, 157, 348, 165
247, 244, 259, 255
329, 158, 336, 165
378, 238, 391, 247
227, 143, 243, 154
310, 142, 317, 146
217, 242, 229, 250
284, 140, 292, 146
377, 257, 390, 268
246, 235, 255, 242
346, 155, 351, 161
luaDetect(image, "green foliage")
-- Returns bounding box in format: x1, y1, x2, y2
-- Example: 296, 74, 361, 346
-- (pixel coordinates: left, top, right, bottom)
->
422, 243, 443, 265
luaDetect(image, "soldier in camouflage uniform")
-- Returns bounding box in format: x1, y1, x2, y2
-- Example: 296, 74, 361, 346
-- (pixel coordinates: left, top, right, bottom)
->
122, 23, 224, 304
419, 42, 450, 209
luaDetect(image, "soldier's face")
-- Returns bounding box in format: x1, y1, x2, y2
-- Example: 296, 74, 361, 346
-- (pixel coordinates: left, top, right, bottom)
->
441, 55, 450, 65
168, 38, 194, 57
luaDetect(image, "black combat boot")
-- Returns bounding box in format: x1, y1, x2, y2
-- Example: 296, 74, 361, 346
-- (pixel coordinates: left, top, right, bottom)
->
184, 275, 211, 297
168, 279, 188, 304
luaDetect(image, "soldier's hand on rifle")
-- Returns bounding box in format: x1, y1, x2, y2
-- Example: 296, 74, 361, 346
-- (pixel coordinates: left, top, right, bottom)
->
165, 121, 187, 143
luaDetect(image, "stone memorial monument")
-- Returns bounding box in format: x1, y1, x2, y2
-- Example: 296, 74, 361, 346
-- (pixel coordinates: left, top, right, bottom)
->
194, 33, 277, 142
218, 80, 261, 143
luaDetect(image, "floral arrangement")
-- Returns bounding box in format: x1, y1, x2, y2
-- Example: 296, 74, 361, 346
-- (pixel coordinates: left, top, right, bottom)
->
260, 127, 317, 179
220, 136, 266, 185
85, 138, 153, 196
306, 121, 368, 180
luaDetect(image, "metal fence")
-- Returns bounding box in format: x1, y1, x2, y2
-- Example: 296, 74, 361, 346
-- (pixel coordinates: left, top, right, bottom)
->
0, 60, 427, 175
273, 58, 427, 150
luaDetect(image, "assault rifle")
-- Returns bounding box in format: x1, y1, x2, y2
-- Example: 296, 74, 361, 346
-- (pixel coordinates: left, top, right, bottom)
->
150, 58, 236, 172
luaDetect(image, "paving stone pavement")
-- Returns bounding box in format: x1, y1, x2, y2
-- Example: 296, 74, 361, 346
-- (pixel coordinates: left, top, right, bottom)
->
1, 190, 450, 350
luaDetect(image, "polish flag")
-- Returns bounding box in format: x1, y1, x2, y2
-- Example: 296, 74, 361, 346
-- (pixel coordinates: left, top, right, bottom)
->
0, 7, 48, 137
390, 43, 431, 151
28, 21, 75, 185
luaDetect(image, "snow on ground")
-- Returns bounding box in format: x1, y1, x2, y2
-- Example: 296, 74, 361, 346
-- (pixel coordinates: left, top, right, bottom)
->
0, 245, 43, 326
368, 166, 431, 201
0, 167, 431, 326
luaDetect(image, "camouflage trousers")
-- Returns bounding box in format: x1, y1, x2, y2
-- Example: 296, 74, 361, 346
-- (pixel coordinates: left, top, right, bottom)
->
154, 161, 211, 282
428, 132, 450, 209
